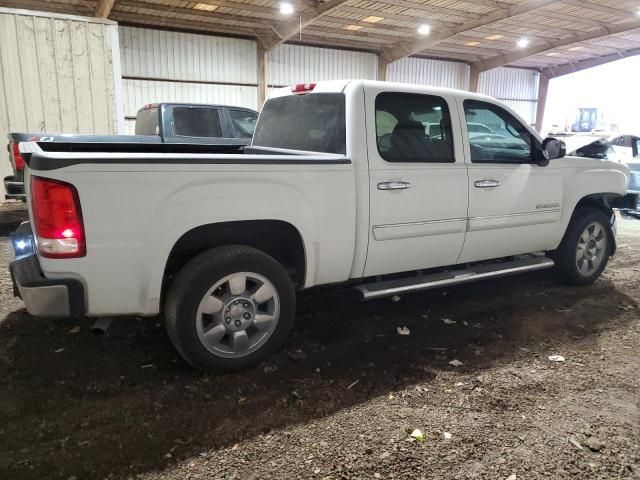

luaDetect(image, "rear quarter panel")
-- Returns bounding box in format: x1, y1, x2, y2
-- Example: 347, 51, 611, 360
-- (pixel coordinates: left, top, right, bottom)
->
28, 160, 355, 316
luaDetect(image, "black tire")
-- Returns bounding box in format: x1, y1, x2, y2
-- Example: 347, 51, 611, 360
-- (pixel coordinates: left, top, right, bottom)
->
165, 245, 296, 372
554, 208, 612, 286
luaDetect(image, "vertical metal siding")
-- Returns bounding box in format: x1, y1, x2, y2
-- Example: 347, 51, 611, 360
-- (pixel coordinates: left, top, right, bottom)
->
478, 67, 540, 125
268, 44, 377, 86
119, 26, 258, 129
0, 8, 120, 197
387, 57, 469, 90
119, 26, 257, 83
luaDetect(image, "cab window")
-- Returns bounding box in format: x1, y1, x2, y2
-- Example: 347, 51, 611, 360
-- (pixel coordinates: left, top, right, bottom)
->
464, 100, 533, 163
229, 109, 258, 139
173, 107, 222, 138
375, 93, 454, 163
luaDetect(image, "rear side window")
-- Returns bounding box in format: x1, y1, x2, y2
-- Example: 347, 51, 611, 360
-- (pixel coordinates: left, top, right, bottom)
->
229, 109, 258, 139
253, 93, 346, 154
375, 93, 454, 163
173, 107, 222, 138
135, 107, 159, 135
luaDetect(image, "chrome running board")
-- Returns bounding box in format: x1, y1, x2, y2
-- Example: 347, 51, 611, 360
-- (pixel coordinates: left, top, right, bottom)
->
355, 256, 554, 301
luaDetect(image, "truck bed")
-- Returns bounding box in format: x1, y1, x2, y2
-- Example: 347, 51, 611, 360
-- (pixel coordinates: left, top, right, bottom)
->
20, 141, 356, 316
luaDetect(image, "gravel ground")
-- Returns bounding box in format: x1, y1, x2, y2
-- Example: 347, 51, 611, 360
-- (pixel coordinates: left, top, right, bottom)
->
0, 213, 638, 480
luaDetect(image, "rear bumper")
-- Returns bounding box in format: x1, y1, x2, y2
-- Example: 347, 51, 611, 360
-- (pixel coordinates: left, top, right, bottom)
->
4, 175, 25, 200
9, 223, 85, 317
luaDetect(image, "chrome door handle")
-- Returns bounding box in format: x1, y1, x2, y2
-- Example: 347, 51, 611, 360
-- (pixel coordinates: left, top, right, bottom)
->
474, 179, 501, 188
378, 181, 411, 191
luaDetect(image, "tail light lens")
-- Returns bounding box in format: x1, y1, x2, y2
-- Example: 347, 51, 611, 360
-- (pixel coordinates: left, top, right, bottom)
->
11, 142, 25, 171
31, 176, 86, 258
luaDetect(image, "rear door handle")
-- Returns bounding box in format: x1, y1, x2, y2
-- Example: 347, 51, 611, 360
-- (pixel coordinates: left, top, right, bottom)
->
378, 181, 411, 191
474, 179, 501, 188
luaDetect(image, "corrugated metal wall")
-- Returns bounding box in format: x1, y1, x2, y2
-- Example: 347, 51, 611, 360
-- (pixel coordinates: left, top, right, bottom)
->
268, 44, 377, 86
387, 57, 469, 90
477, 67, 540, 125
119, 26, 258, 132
0, 8, 121, 197
119, 28, 382, 132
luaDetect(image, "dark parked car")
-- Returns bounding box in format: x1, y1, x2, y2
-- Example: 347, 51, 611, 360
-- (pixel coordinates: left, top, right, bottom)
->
4, 103, 259, 200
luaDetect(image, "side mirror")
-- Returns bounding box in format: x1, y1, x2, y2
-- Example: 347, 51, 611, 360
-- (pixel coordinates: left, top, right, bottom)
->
536, 137, 566, 166
543, 137, 566, 160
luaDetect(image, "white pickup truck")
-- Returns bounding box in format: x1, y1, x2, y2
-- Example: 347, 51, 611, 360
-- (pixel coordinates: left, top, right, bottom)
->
10, 80, 629, 372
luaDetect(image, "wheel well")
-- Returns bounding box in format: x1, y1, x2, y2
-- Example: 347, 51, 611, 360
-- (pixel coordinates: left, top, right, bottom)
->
574, 194, 614, 218
571, 194, 617, 255
163, 220, 306, 292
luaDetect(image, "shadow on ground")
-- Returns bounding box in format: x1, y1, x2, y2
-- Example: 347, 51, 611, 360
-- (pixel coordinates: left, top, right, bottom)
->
0, 271, 635, 479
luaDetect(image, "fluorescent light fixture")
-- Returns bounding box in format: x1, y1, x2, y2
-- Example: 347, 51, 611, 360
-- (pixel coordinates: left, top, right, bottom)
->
279, 2, 294, 15
417, 24, 431, 35
362, 15, 384, 23
485, 34, 504, 40
545, 52, 559, 56
193, 3, 218, 11
517, 37, 529, 48
465, 41, 480, 46
344, 24, 363, 31
568, 46, 584, 51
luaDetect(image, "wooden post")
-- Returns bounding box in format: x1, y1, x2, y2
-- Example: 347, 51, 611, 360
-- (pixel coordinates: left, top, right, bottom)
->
257, 44, 268, 110
377, 56, 388, 81
469, 64, 480, 92
535, 72, 550, 133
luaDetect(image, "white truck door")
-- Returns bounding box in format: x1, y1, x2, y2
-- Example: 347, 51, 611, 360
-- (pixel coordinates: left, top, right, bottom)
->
458, 98, 564, 263
363, 88, 468, 277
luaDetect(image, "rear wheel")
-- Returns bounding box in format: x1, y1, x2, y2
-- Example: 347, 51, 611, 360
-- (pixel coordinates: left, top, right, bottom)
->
165, 246, 296, 372
554, 208, 611, 285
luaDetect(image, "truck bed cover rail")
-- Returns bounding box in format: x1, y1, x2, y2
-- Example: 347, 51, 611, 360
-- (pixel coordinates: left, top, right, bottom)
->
20, 142, 351, 170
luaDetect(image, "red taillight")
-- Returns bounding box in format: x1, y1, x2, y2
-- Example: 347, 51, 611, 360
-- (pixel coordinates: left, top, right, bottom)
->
31, 176, 86, 259
11, 142, 25, 171
292, 82, 316, 94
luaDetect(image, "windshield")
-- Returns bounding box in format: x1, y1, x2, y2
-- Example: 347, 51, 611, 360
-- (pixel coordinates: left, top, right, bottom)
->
253, 93, 346, 154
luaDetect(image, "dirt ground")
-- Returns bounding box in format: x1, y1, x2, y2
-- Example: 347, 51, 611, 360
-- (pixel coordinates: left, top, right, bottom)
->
0, 208, 638, 480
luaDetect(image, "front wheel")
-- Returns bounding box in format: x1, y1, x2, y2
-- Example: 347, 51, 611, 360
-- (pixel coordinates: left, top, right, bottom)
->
165, 246, 296, 372
554, 208, 612, 286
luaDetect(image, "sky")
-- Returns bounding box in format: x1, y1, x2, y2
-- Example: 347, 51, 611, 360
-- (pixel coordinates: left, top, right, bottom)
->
542, 55, 640, 137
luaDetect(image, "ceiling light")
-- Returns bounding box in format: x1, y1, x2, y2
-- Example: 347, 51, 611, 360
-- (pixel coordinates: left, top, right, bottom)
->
465, 41, 480, 46
417, 24, 431, 35
193, 3, 218, 11
517, 37, 529, 48
485, 34, 504, 40
545, 52, 559, 56
344, 24, 363, 31
279, 2, 294, 15
362, 15, 384, 23
568, 46, 584, 51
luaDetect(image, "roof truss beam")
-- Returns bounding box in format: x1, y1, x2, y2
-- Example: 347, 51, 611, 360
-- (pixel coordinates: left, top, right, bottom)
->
542, 47, 640, 78
473, 20, 640, 72
262, 0, 351, 50
95, 0, 115, 18
562, 0, 634, 18
382, 0, 558, 63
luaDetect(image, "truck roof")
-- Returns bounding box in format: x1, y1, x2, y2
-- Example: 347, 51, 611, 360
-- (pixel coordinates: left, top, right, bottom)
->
137, 103, 258, 113
269, 79, 498, 103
